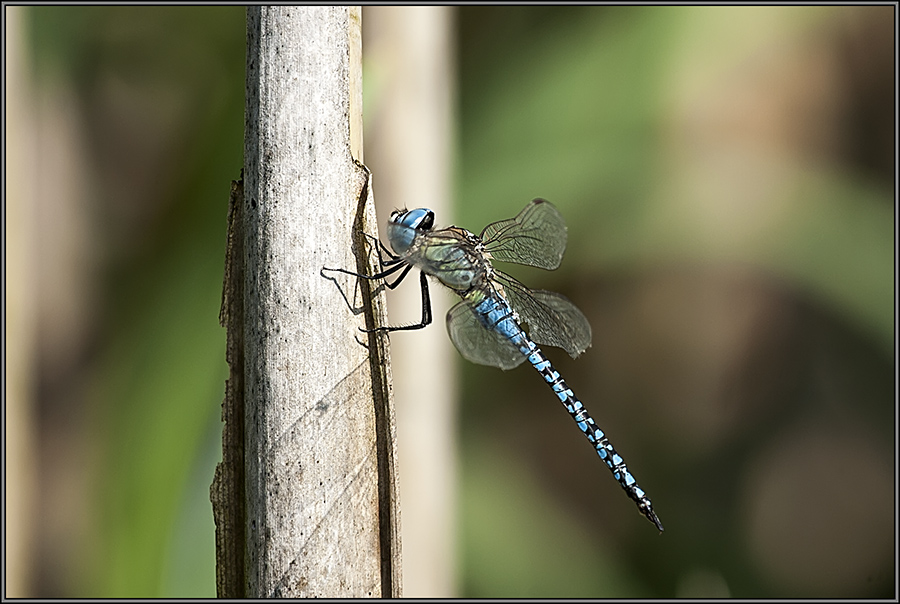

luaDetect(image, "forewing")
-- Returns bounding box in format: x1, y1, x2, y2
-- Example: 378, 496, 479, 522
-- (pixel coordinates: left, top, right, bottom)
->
480, 198, 567, 270
445, 301, 527, 370
498, 274, 592, 358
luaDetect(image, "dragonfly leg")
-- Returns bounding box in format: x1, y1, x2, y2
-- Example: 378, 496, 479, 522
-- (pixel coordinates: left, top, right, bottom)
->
362, 270, 432, 333
323, 225, 400, 281
361, 230, 398, 269
322, 257, 407, 282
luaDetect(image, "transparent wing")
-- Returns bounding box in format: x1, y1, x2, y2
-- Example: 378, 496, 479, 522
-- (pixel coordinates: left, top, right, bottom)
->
445, 300, 528, 370
496, 272, 592, 358
480, 198, 567, 270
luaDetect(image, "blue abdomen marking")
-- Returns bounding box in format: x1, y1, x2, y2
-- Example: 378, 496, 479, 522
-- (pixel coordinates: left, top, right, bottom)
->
483, 303, 664, 532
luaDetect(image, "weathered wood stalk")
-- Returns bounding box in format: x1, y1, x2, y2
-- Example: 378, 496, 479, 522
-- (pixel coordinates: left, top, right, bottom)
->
212, 6, 401, 598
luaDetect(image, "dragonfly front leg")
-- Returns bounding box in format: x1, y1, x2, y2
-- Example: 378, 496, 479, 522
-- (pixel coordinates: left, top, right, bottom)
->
320, 258, 410, 326
323, 222, 408, 282
361, 230, 398, 272
323, 226, 398, 280
322, 256, 407, 282
363, 270, 433, 333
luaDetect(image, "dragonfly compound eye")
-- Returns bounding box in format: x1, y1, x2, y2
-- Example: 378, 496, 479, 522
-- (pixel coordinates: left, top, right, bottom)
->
399, 208, 434, 231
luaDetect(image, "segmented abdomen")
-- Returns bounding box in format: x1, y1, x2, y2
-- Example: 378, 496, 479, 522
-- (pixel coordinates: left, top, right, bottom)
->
480, 293, 664, 531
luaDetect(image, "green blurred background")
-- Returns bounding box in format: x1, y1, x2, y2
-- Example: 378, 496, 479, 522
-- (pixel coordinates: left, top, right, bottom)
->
7, 6, 894, 598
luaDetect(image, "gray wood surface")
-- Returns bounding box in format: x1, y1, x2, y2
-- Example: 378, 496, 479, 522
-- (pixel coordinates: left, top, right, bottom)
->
213, 6, 401, 597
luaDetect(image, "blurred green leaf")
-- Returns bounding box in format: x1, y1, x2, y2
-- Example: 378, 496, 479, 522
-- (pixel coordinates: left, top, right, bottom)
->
27, 6, 245, 596
458, 6, 892, 349
461, 436, 647, 597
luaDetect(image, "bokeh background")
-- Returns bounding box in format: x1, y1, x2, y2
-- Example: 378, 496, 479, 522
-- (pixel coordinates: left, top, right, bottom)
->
5, 6, 894, 598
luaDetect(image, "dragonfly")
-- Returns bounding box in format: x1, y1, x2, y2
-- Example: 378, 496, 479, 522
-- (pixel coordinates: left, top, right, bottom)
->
328, 198, 663, 531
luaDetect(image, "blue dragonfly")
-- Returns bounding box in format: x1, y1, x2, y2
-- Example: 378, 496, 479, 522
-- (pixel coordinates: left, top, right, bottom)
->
331, 198, 662, 531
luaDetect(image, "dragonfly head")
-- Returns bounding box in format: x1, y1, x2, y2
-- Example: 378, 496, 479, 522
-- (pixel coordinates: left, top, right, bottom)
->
387, 208, 434, 254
